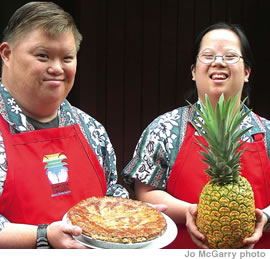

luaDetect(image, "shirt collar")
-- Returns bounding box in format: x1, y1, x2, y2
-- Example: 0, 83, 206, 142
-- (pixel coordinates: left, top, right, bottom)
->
190, 100, 265, 139
0, 82, 76, 132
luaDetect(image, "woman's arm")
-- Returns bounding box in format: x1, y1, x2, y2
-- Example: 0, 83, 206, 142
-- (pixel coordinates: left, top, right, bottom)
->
135, 180, 189, 224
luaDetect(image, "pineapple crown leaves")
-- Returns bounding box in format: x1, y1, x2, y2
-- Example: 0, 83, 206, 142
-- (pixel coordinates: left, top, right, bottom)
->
187, 93, 253, 184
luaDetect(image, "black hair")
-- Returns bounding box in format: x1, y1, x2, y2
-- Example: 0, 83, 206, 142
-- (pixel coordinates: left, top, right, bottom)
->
186, 22, 254, 104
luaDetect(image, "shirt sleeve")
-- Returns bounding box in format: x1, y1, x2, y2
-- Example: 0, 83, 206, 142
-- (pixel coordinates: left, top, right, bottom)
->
0, 215, 8, 231
122, 108, 183, 190
122, 127, 170, 190
259, 117, 270, 159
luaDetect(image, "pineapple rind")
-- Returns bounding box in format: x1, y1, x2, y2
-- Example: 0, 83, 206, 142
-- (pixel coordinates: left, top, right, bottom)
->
196, 175, 256, 249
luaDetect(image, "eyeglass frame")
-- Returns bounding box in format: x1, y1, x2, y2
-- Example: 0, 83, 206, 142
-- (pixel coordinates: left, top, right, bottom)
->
197, 52, 244, 64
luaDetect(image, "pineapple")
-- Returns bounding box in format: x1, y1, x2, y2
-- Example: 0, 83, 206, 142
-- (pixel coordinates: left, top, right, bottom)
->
188, 93, 256, 249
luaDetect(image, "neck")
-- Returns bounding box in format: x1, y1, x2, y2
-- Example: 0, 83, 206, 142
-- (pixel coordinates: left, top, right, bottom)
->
201, 93, 241, 112
22, 108, 58, 123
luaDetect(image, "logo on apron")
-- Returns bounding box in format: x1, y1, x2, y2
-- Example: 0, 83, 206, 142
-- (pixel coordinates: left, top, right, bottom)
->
43, 153, 71, 197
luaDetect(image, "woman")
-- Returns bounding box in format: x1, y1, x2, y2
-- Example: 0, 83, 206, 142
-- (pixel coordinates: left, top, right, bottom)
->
122, 22, 270, 248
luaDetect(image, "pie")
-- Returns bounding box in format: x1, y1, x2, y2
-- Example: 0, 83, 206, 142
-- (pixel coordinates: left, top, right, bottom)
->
67, 196, 167, 244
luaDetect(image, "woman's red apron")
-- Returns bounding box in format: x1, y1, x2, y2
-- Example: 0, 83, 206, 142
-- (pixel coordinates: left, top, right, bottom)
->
0, 115, 107, 225
167, 122, 270, 248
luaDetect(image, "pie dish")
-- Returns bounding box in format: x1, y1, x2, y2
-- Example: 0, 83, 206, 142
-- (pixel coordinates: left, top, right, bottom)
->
63, 212, 177, 249
66, 196, 167, 246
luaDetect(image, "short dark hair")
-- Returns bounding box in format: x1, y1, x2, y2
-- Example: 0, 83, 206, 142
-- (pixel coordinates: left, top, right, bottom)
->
2, 1, 82, 51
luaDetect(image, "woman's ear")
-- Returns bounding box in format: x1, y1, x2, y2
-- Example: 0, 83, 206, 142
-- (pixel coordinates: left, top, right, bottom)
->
244, 67, 251, 83
191, 64, 196, 81
0, 42, 11, 65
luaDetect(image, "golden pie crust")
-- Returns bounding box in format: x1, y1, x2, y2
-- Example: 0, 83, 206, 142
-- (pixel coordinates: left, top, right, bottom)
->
67, 196, 167, 244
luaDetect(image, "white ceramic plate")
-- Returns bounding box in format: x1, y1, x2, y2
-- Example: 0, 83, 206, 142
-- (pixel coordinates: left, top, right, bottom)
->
62, 212, 177, 249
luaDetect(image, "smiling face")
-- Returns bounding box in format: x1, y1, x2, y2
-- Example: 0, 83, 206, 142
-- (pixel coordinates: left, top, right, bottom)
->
0, 28, 77, 121
191, 29, 250, 108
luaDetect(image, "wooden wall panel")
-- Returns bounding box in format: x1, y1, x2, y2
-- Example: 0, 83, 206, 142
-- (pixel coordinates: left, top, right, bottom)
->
176, 0, 195, 105
248, 0, 270, 119
194, 0, 211, 36
159, 0, 178, 115
141, 0, 162, 129
106, 0, 125, 171
76, 0, 98, 117
1, 0, 269, 196
211, 0, 227, 23
123, 0, 144, 167
93, 0, 108, 125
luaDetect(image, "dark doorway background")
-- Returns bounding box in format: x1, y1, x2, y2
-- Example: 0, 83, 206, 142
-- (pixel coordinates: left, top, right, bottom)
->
1, 0, 269, 196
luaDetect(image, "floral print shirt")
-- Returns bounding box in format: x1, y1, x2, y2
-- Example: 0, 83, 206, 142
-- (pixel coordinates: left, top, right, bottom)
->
122, 103, 270, 190
0, 83, 128, 230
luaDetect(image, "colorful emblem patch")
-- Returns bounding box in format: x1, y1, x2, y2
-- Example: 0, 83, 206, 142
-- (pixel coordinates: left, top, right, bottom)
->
43, 153, 71, 197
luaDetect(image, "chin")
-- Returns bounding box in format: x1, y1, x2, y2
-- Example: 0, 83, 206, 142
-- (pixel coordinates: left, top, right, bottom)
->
210, 87, 227, 97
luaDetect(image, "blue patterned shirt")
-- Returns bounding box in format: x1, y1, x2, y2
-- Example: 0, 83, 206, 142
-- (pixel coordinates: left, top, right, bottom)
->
0, 83, 128, 230
122, 103, 270, 190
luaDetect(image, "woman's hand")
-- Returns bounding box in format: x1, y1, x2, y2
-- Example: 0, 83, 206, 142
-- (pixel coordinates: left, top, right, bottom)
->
47, 221, 87, 249
148, 203, 168, 212
186, 207, 266, 249
242, 209, 267, 249
186, 204, 208, 249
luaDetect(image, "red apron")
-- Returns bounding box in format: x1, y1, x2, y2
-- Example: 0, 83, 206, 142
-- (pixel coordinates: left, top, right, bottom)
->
0, 114, 107, 225
167, 122, 270, 249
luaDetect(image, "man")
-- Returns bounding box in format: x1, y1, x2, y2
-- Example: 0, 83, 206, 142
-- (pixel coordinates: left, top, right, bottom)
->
0, 2, 128, 248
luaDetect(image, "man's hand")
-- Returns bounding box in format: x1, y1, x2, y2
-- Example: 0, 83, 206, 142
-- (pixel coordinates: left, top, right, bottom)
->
47, 221, 87, 249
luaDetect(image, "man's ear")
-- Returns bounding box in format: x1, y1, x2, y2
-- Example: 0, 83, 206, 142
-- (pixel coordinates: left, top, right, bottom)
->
0, 42, 12, 65
191, 64, 196, 81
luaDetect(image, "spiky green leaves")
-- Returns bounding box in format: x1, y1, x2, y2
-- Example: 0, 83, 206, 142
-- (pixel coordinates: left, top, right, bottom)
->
188, 93, 252, 185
